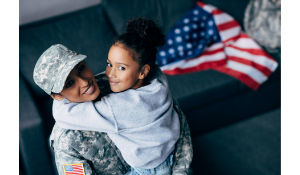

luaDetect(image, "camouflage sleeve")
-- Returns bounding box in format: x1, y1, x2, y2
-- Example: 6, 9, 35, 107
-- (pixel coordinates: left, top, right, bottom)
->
50, 124, 96, 175
172, 97, 193, 175
54, 147, 96, 175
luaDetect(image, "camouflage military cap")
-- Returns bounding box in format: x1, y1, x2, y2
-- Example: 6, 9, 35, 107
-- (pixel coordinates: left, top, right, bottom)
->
33, 44, 87, 95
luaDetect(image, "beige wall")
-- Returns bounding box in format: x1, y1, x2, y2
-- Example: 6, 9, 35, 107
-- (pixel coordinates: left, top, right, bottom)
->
19, 0, 101, 25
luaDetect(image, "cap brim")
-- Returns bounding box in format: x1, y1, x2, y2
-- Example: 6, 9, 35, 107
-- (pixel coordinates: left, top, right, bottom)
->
51, 54, 87, 93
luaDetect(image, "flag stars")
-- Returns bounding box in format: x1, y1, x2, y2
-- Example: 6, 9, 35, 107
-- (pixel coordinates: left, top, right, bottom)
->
202, 16, 207, 20
198, 44, 203, 49
200, 31, 205, 36
160, 51, 166, 57
168, 48, 175, 54
192, 24, 198, 29
193, 10, 199, 15
208, 21, 214, 26
176, 36, 183, 42
179, 51, 184, 56
193, 17, 198, 21
213, 36, 218, 40
185, 35, 190, 40
193, 33, 198, 38
177, 45, 184, 51
183, 26, 190, 32
162, 58, 167, 64
183, 18, 189, 23
168, 39, 173, 45
200, 22, 205, 27
186, 43, 192, 49
187, 51, 193, 55
174, 28, 181, 34
208, 30, 213, 35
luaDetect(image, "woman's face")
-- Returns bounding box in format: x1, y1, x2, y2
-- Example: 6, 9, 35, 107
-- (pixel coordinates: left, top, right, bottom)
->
106, 44, 144, 92
53, 61, 100, 103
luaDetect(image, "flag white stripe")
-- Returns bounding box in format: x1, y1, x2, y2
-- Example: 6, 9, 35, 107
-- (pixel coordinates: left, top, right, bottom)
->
226, 60, 268, 84
161, 52, 226, 70
213, 13, 234, 25
202, 4, 217, 13
219, 26, 241, 42
205, 42, 224, 51
225, 47, 278, 71
231, 38, 262, 49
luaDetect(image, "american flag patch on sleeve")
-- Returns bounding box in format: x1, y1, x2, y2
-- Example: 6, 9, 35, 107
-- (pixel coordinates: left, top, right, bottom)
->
63, 163, 85, 175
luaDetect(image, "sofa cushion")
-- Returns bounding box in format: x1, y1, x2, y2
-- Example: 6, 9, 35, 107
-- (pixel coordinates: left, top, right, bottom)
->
191, 108, 280, 174
19, 4, 116, 98
186, 80, 280, 136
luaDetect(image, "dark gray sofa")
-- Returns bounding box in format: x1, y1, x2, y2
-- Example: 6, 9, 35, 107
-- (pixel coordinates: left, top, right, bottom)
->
19, 0, 281, 174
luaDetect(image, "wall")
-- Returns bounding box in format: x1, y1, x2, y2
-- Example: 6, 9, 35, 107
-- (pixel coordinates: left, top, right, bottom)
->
19, 0, 101, 25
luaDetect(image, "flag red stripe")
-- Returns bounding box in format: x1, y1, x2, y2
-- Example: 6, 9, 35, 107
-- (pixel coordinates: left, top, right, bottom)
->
65, 173, 84, 175
238, 33, 253, 39
201, 47, 225, 56
69, 169, 83, 172
65, 172, 84, 175
72, 167, 83, 169
162, 59, 226, 75
211, 9, 224, 15
71, 168, 83, 171
227, 56, 273, 76
197, 1, 206, 8
217, 20, 240, 32
213, 66, 260, 90
222, 35, 239, 44
228, 45, 274, 60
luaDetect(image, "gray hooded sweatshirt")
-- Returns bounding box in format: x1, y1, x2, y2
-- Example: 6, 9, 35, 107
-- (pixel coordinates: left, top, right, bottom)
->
52, 67, 180, 169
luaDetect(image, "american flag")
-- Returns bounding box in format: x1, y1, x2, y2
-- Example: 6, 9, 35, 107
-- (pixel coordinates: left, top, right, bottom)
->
63, 163, 85, 175
156, 2, 278, 90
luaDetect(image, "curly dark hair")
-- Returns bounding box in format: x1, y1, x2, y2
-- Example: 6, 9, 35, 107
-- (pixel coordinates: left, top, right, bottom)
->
112, 17, 165, 81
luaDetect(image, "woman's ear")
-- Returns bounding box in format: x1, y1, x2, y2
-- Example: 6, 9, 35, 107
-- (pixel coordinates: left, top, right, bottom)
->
50, 94, 64, 101
139, 64, 150, 79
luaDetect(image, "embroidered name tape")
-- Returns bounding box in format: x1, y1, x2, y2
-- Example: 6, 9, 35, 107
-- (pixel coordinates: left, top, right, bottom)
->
63, 163, 85, 175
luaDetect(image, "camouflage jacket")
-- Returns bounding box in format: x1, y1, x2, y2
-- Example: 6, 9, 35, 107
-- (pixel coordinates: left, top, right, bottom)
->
50, 73, 193, 175
244, 0, 281, 50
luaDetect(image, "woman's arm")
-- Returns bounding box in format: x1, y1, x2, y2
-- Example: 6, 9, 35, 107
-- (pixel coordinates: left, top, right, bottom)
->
171, 97, 193, 175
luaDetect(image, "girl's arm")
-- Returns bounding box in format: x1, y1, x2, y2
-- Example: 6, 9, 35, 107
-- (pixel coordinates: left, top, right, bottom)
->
52, 97, 118, 133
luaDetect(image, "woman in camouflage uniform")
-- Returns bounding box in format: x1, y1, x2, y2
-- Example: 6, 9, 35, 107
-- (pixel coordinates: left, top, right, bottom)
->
34, 18, 193, 174
33, 45, 193, 175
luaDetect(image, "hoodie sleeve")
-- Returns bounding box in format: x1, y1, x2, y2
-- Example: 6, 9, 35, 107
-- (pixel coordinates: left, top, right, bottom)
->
52, 98, 119, 134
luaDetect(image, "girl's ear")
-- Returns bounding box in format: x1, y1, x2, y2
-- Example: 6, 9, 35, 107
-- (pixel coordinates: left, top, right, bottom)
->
139, 64, 150, 79
50, 94, 64, 101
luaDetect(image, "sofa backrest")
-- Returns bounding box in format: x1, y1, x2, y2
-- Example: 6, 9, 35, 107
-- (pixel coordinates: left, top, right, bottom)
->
102, 0, 197, 35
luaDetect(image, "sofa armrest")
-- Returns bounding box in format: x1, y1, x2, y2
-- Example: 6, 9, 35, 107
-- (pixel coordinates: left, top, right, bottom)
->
19, 75, 54, 175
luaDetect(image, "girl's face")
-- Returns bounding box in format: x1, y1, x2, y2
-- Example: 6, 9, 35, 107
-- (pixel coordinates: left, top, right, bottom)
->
106, 44, 144, 92
51, 61, 100, 103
